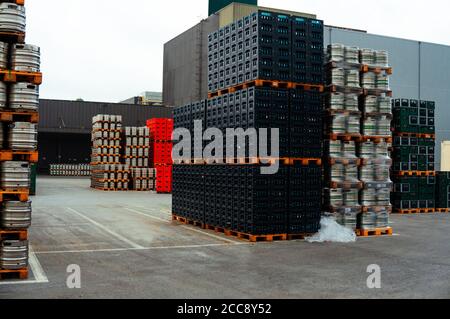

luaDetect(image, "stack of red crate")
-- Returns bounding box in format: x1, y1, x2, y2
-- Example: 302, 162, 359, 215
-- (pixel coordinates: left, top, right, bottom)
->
147, 118, 173, 193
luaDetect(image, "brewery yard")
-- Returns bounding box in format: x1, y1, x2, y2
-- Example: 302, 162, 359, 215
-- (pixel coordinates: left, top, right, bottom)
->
1, 177, 449, 299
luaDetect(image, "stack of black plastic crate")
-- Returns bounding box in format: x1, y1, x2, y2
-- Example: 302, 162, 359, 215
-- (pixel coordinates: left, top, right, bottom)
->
391, 99, 436, 214
173, 10, 324, 237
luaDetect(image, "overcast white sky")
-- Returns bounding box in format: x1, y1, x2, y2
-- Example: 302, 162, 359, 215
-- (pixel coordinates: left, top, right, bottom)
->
26, 0, 450, 103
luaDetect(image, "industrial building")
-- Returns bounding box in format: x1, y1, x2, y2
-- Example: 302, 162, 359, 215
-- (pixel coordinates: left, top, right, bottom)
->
38, 99, 172, 173
1, 0, 450, 302
163, 2, 450, 168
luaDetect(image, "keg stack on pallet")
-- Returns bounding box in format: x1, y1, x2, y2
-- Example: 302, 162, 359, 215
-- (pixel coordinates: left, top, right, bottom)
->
0, 0, 41, 280
147, 119, 173, 194
122, 126, 155, 191
90, 115, 130, 191
50, 164, 91, 177
391, 99, 437, 214
173, 10, 325, 242
324, 44, 393, 237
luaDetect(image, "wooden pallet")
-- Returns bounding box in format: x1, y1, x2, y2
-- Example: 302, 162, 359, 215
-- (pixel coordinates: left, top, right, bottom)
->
0, 30, 25, 44
1, 70, 42, 85
0, 189, 29, 202
435, 208, 450, 213
286, 158, 322, 166
326, 109, 362, 116
0, 150, 38, 163
361, 64, 393, 75
0, 110, 39, 123
394, 208, 435, 214
394, 171, 436, 177
208, 80, 324, 98
0, 230, 28, 241
356, 227, 393, 237
0, 268, 28, 281
393, 132, 436, 139
326, 85, 364, 95
92, 128, 122, 133
363, 88, 393, 97
362, 206, 393, 213
328, 133, 362, 142
328, 157, 361, 166
172, 214, 316, 243
361, 136, 393, 144
0, 0, 25, 5
329, 180, 364, 190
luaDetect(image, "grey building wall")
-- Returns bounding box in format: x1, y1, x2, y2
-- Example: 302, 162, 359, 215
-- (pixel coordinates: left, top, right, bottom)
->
39, 99, 173, 134
163, 15, 219, 107
325, 27, 450, 169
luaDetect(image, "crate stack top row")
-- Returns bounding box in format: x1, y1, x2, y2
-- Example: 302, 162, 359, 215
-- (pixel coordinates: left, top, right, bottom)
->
324, 44, 393, 235
0, 1, 42, 280
173, 10, 325, 238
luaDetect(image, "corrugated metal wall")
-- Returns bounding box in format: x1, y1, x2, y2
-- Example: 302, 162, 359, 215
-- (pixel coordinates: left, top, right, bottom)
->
39, 99, 173, 134
325, 27, 450, 169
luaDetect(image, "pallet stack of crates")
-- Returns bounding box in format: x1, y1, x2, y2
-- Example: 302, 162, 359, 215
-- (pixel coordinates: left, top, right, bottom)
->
392, 99, 436, 213
0, 0, 42, 280
147, 119, 173, 194
90, 115, 130, 191
122, 126, 154, 191
324, 44, 393, 236
435, 172, 450, 213
173, 10, 325, 240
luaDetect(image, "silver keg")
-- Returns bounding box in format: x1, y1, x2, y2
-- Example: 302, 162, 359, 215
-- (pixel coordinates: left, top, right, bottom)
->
329, 92, 344, 110
347, 115, 361, 134
362, 117, 378, 136
360, 48, 375, 65
377, 115, 392, 136
0, 200, 32, 229
326, 140, 342, 157
360, 141, 375, 158
9, 82, 39, 110
345, 164, 359, 181
376, 210, 390, 228
11, 43, 41, 72
342, 141, 357, 158
0, 161, 31, 189
360, 210, 377, 230
328, 44, 345, 62
0, 81, 6, 108
331, 164, 345, 183
375, 50, 389, 67
330, 114, 346, 134
376, 74, 389, 90
325, 188, 343, 207
345, 69, 360, 88
378, 97, 392, 114
364, 95, 378, 113
344, 46, 359, 64
0, 240, 28, 270
344, 94, 359, 111
336, 209, 357, 230
343, 189, 359, 206
0, 41, 8, 69
8, 122, 38, 150
376, 189, 391, 206
331, 68, 345, 86
0, 3, 26, 33
361, 188, 377, 206
360, 163, 375, 182
362, 72, 376, 89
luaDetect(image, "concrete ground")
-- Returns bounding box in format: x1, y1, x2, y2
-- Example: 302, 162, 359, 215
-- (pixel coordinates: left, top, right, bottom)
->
0, 177, 449, 299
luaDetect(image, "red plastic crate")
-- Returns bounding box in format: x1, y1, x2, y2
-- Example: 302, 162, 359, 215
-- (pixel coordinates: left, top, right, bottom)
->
147, 118, 174, 141
156, 165, 172, 193
151, 141, 173, 165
